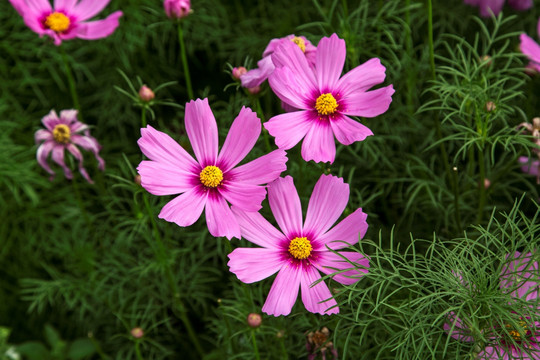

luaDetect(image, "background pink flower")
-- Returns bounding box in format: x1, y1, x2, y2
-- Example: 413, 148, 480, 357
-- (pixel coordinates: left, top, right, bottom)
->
35, 109, 105, 183
228, 174, 370, 316
163, 0, 191, 19
9, 0, 123, 46
137, 98, 287, 240
464, 0, 533, 17
520, 19, 540, 74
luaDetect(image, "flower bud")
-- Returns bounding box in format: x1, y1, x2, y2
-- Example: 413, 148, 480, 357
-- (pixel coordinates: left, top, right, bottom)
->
247, 313, 262, 328
248, 86, 261, 95
483, 178, 491, 189
485, 101, 496, 112
479, 55, 492, 66
164, 0, 191, 19
134, 174, 142, 186
131, 327, 144, 339
139, 85, 155, 102
232, 66, 247, 80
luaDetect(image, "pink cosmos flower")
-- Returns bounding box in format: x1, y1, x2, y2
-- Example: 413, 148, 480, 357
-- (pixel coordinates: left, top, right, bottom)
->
35, 109, 105, 183
9, 0, 122, 46
241, 34, 317, 89
227, 174, 370, 316
265, 33, 394, 163
464, 0, 533, 17
163, 0, 191, 19
445, 251, 540, 359
521, 20, 540, 74
519, 156, 540, 184
137, 98, 288, 240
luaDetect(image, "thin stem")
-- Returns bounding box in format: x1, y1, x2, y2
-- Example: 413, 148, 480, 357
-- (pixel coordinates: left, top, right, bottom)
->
279, 335, 288, 360
134, 341, 144, 360
69, 158, 91, 227
427, 0, 435, 81
177, 22, 194, 99
476, 148, 486, 224
60, 47, 82, 119
452, 167, 463, 233
251, 330, 261, 360
141, 108, 147, 128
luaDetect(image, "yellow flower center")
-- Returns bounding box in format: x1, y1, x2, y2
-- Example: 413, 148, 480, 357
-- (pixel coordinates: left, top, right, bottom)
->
506, 321, 527, 340
288, 237, 312, 260
52, 124, 71, 144
45, 12, 70, 33
291, 36, 306, 53
315, 93, 338, 115
199, 165, 223, 188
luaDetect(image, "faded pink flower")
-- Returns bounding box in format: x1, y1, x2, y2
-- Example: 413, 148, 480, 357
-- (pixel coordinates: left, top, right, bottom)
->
241, 34, 317, 89
520, 19, 540, 73
228, 174, 370, 316
9, 0, 122, 46
464, 0, 533, 17
137, 98, 287, 240
266, 33, 394, 163
35, 109, 105, 183
164, 0, 191, 19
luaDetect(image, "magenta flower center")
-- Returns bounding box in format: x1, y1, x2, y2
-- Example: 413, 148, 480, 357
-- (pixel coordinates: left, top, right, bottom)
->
45, 12, 71, 33
290, 37, 306, 53
53, 124, 71, 144
315, 93, 338, 116
199, 165, 223, 188
288, 236, 312, 260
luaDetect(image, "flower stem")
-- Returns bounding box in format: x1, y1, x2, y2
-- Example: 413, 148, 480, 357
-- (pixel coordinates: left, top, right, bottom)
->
279, 335, 288, 359
251, 330, 261, 360
476, 149, 486, 224
60, 47, 82, 120
134, 341, 143, 360
141, 108, 147, 128
177, 23, 194, 99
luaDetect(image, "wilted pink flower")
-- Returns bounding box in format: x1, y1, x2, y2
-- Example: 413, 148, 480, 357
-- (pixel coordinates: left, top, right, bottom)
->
464, 0, 532, 17
164, 0, 191, 19
232, 66, 247, 80
445, 252, 540, 358
9, 0, 122, 46
306, 327, 338, 360
228, 174, 370, 316
138, 85, 155, 102
35, 109, 105, 183
266, 33, 394, 163
137, 98, 287, 239
241, 34, 317, 89
520, 19, 540, 73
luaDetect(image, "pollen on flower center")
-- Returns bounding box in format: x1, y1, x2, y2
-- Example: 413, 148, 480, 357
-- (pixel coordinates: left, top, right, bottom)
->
315, 93, 338, 116
288, 237, 312, 260
45, 12, 70, 33
53, 124, 71, 144
291, 37, 306, 53
506, 320, 528, 340
199, 165, 223, 188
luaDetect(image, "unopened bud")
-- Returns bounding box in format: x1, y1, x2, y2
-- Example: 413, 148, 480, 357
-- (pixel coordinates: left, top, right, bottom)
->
479, 55, 492, 66
131, 327, 144, 339
134, 174, 142, 186
139, 85, 155, 102
248, 86, 261, 95
483, 178, 491, 188
247, 313, 262, 328
232, 67, 247, 80
164, 0, 192, 19
485, 101, 496, 112
276, 330, 285, 338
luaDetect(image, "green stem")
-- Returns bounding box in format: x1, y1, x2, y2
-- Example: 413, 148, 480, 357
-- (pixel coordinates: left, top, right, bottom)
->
177, 23, 194, 99
60, 47, 82, 119
427, 0, 435, 80
279, 335, 288, 360
141, 108, 147, 128
134, 341, 143, 360
251, 330, 261, 360
452, 167, 463, 233
476, 149, 486, 224
70, 163, 91, 227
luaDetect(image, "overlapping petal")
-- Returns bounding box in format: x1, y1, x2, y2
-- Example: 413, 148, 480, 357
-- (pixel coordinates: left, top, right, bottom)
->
264, 111, 312, 150
158, 186, 207, 227
230, 207, 284, 249
227, 149, 287, 185
218, 181, 266, 212
301, 119, 335, 163
262, 264, 302, 316
272, 40, 317, 90
267, 176, 303, 238
268, 66, 313, 110
205, 192, 241, 239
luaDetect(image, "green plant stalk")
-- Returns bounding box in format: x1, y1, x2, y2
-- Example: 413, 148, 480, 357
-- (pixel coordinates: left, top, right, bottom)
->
476, 148, 487, 224
141, 108, 147, 128
135, 341, 144, 360
60, 47, 82, 119
69, 158, 92, 228
177, 23, 194, 99
251, 330, 261, 360
279, 335, 288, 360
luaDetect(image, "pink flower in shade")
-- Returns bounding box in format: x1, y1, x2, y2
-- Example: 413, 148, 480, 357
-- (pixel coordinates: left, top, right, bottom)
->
35, 109, 105, 183
227, 174, 370, 316
464, 0, 533, 17
519, 156, 540, 184
520, 19, 540, 73
163, 0, 191, 19
265, 33, 394, 163
241, 34, 317, 89
445, 252, 540, 359
9, 0, 122, 46
137, 98, 288, 240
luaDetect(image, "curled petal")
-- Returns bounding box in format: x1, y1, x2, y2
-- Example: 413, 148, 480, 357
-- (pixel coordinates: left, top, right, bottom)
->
66, 144, 92, 183
52, 145, 72, 180
36, 141, 56, 178
70, 134, 105, 171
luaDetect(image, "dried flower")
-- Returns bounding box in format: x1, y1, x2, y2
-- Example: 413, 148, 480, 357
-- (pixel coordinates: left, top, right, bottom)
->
306, 327, 338, 360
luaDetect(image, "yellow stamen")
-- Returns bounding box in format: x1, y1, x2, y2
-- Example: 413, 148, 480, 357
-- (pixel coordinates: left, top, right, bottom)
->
288, 237, 312, 260
45, 12, 70, 33
199, 165, 223, 188
53, 124, 71, 144
506, 321, 527, 340
291, 37, 306, 53
315, 93, 338, 116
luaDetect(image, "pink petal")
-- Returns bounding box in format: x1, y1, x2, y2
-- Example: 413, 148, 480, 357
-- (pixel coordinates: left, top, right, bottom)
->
264, 111, 312, 150
227, 248, 285, 283
70, 134, 105, 171
303, 174, 349, 239
25, 0, 51, 14
477, 0, 504, 16
218, 181, 266, 212
519, 156, 540, 178
520, 33, 540, 71
230, 207, 285, 249
313, 251, 369, 285
73, 0, 112, 21
137, 125, 198, 171
271, 40, 317, 91
41, 110, 60, 131
217, 106, 260, 172
60, 109, 78, 124
9, 0, 29, 16
241, 56, 274, 88
227, 149, 287, 185
443, 311, 475, 342
51, 144, 72, 179
184, 98, 219, 167
267, 176, 303, 239
330, 114, 373, 145
35, 129, 52, 144
301, 119, 335, 163
268, 66, 313, 110
500, 251, 539, 301
315, 34, 346, 92
300, 265, 338, 315
341, 85, 395, 118
53, 0, 76, 12
66, 143, 92, 183
336, 58, 388, 95
262, 264, 302, 316
205, 192, 241, 239
75, 11, 122, 40
158, 186, 207, 227
316, 208, 369, 249
137, 160, 197, 196
508, 0, 533, 10
36, 141, 55, 177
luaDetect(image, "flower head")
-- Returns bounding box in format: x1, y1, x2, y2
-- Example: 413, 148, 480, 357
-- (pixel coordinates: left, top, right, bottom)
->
9, 0, 122, 46
227, 174, 370, 316
232, 66, 247, 80
266, 33, 394, 163
306, 327, 338, 360
164, 0, 191, 19
35, 109, 105, 183
520, 19, 540, 74
241, 34, 317, 89
464, 0, 533, 17
247, 313, 262, 328
137, 98, 287, 240
138, 85, 155, 102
